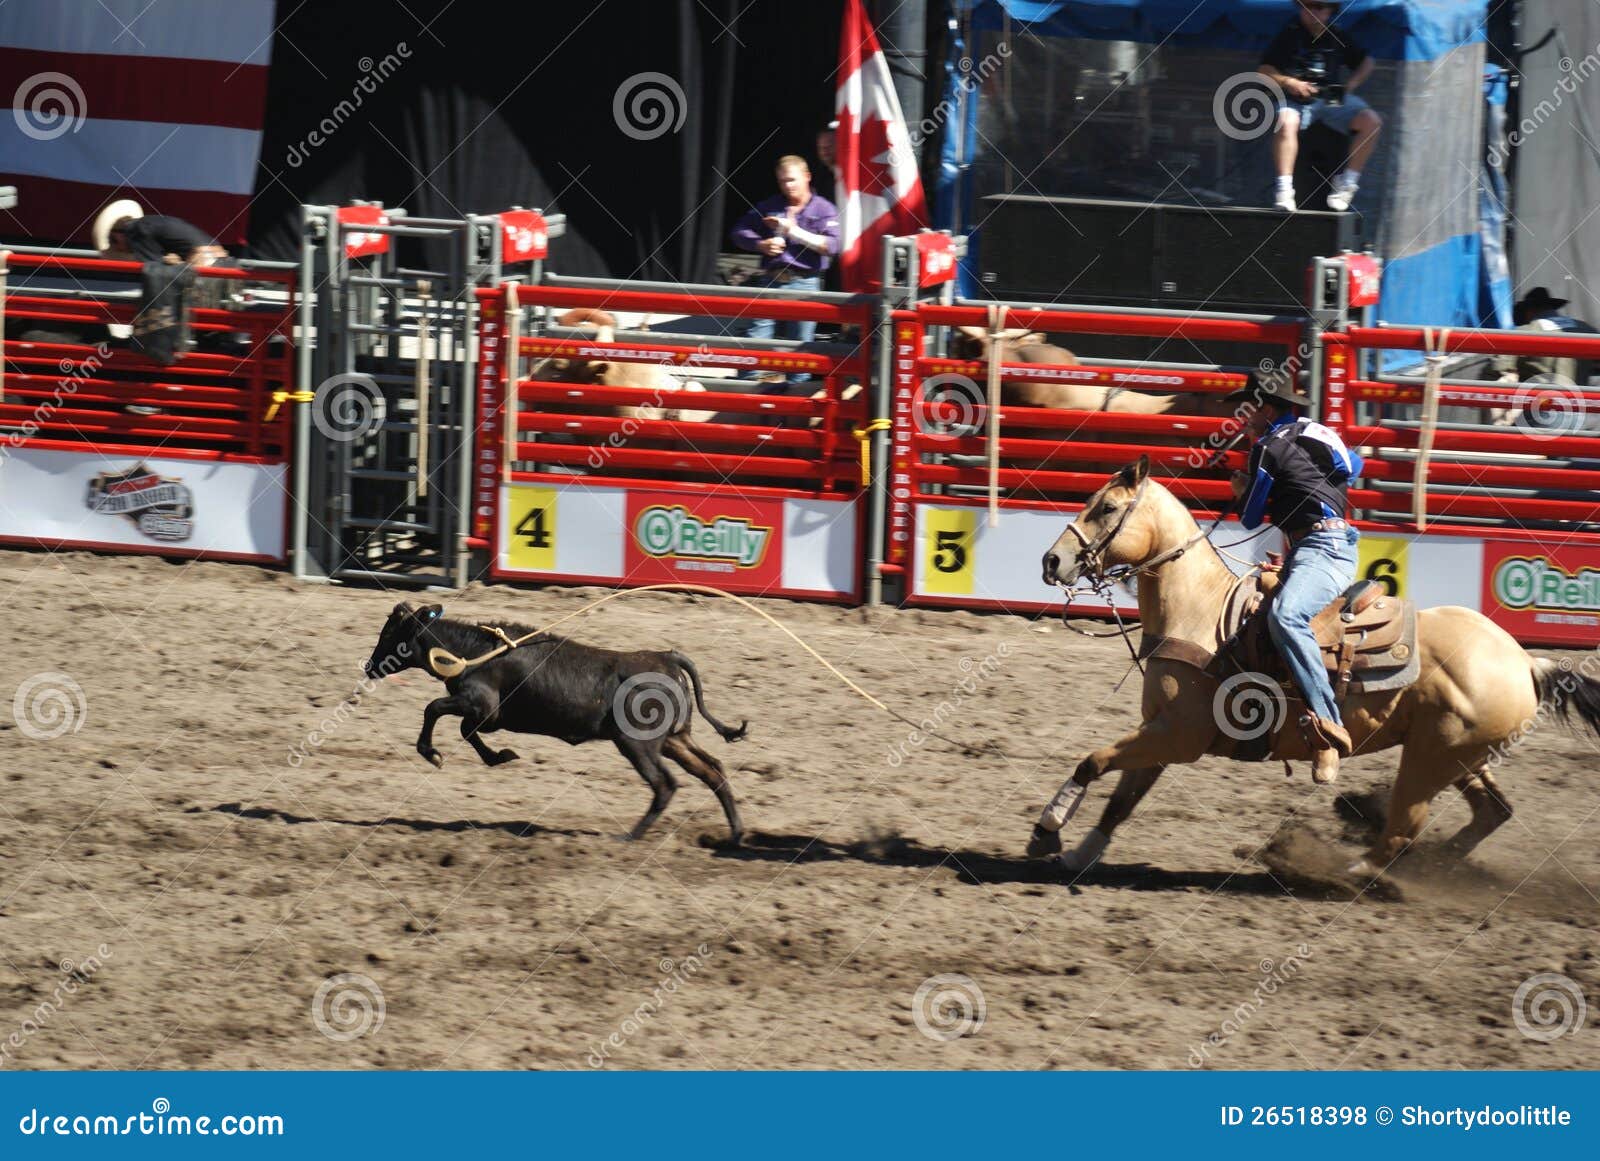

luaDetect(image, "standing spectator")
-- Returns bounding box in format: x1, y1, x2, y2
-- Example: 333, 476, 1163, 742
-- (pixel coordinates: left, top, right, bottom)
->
1259, 2, 1383, 213
729, 156, 840, 385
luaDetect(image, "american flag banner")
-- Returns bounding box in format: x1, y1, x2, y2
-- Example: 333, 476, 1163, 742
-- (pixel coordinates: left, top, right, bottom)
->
1, 0, 275, 247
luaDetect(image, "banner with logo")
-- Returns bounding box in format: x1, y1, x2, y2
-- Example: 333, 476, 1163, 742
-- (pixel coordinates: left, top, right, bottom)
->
1482, 541, 1600, 646
496, 482, 858, 600
0, 448, 286, 560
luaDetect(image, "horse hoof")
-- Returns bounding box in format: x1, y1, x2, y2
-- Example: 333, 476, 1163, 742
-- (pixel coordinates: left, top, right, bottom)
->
1026, 825, 1062, 859
1345, 858, 1378, 879
423, 750, 444, 769
495, 749, 520, 765
1058, 828, 1109, 872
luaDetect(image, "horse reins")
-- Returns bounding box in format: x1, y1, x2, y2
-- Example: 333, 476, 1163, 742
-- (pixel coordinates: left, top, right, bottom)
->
1053, 474, 1257, 673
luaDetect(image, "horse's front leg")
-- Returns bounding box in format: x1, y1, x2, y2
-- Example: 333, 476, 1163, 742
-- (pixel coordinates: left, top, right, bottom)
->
1027, 718, 1206, 859
1052, 765, 1168, 871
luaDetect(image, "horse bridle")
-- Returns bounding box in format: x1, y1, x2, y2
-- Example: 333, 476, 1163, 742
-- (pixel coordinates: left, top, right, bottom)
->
1056, 473, 1224, 671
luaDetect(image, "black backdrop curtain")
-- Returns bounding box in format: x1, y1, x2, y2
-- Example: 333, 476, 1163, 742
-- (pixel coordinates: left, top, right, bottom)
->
247, 0, 855, 281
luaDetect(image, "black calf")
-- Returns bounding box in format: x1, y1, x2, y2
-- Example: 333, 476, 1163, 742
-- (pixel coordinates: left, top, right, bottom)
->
363, 603, 749, 843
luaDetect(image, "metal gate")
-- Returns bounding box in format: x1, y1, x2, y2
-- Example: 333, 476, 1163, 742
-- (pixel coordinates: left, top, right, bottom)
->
293, 202, 558, 587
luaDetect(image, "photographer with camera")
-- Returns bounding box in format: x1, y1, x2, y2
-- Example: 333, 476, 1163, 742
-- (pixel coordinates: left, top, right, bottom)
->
1259, 1, 1382, 213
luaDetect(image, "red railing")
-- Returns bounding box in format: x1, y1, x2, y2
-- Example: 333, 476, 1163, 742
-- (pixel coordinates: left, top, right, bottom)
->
1328, 328, 1600, 538
2, 254, 296, 463
886, 303, 1303, 572
491, 283, 873, 497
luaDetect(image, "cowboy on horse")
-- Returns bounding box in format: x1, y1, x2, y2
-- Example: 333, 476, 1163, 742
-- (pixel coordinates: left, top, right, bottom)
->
1228, 373, 1365, 784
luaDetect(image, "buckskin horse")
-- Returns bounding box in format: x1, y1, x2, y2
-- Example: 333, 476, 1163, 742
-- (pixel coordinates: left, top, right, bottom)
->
1032, 455, 1600, 879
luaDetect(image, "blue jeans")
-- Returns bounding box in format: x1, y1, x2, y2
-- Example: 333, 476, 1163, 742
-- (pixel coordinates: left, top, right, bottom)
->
1267, 525, 1360, 724
741, 273, 821, 384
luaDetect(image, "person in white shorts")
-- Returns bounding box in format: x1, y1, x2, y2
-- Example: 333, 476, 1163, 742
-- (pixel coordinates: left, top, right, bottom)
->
1258, 1, 1383, 213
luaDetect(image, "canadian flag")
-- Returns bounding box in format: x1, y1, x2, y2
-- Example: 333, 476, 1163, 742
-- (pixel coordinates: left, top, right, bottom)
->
835, 0, 928, 291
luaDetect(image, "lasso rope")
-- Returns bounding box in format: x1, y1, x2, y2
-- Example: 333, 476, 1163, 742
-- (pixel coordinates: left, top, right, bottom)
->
425, 582, 1056, 761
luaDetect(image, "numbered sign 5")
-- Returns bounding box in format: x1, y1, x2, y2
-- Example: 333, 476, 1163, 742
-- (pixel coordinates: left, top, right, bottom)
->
506, 486, 558, 572
922, 507, 977, 595
1357, 535, 1410, 599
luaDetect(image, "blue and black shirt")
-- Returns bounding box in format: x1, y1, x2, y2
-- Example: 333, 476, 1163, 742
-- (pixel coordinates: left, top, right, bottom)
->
1239, 414, 1364, 534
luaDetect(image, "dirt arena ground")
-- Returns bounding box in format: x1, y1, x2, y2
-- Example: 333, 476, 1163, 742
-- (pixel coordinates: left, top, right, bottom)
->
1, 548, 1596, 1070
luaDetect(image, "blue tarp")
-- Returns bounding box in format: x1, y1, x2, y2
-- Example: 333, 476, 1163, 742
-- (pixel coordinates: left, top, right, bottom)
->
960, 1, 1486, 62
939, 1, 1498, 350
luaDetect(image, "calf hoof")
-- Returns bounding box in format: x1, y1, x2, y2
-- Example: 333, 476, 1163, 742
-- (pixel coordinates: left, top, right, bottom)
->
1026, 824, 1062, 859
493, 748, 520, 766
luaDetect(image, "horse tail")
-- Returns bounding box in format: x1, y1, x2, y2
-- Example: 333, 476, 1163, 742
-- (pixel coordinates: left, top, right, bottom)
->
1532, 657, 1600, 738
670, 652, 748, 743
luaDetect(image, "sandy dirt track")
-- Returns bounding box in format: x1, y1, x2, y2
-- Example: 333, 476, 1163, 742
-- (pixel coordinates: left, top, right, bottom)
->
1, 548, 1596, 1070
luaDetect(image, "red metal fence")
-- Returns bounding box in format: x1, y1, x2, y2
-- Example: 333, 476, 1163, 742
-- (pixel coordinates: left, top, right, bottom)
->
1, 253, 296, 560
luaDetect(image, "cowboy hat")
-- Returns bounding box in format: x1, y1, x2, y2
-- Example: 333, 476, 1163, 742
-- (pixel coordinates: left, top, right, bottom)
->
1224, 370, 1314, 411
93, 198, 144, 252
1512, 286, 1570, 325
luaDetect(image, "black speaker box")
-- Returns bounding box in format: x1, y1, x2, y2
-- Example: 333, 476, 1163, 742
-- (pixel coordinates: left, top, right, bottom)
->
977, 193, 1360, 314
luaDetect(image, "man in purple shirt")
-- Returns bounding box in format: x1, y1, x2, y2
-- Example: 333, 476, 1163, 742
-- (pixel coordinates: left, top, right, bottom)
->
729, 155, 840, 384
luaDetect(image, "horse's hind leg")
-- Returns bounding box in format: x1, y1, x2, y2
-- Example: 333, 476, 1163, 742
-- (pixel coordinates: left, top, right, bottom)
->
1355, 744, 1483, 875
1443, 765, 1512, 859
662, 733, 744, 845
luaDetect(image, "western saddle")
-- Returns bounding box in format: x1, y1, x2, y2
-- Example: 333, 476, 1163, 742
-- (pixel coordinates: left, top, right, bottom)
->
1142, 574, 1419, 762
1230, 575, 1417, 701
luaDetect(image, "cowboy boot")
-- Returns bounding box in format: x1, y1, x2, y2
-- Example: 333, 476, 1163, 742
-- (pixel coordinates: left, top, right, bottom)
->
1311, 746, 1340, 785
1299, 713, 1353, 758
